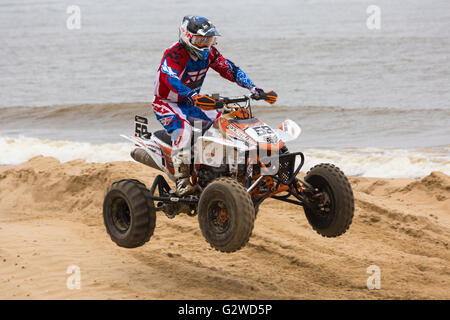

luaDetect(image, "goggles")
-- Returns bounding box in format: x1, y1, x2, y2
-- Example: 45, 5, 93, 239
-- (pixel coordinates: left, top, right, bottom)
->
191, 35, 216, 48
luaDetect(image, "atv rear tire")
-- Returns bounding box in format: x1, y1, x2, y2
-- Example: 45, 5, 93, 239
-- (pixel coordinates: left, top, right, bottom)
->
198, 177, 255, 253
304, 163, 354, 237
103, 179, 156, 248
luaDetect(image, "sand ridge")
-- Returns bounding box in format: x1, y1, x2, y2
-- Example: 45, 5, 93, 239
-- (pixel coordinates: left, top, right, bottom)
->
0, 156, 449, 299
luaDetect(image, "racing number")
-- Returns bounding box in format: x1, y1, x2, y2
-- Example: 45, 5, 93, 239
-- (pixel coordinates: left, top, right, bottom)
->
252, 125, 274, 136
135, 123, 149, 138
135, 115, 150, 138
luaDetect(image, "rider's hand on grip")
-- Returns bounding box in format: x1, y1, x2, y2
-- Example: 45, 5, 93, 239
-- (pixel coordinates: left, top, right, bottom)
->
192, 95, 219, 110
250, 87, 265, 98
251, 88, 278, 104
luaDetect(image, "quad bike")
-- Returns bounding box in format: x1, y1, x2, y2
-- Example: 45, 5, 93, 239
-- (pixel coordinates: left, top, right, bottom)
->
102, 92, 354, 252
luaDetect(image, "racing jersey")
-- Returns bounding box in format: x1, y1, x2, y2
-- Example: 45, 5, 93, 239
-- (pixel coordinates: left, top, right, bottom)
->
154, 42, 255, 102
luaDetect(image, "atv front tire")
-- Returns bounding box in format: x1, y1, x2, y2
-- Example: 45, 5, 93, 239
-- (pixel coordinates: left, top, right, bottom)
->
198, 178, 255, 253
304, 163, 354, 237
103, 179, 156, 248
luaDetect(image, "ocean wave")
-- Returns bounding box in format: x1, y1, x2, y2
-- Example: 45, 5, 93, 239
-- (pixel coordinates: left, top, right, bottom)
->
0, 102, 152, 121
0, 136, 132, 165
1, 102, 449, 121
301, 147, 450, 178
1, 136, 448, 178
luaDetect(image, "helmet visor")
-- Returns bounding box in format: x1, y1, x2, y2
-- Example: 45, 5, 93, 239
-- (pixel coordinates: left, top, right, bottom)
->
191, 35, 215, 49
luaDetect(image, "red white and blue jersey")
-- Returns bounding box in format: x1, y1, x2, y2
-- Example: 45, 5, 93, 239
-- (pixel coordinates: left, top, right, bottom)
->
154, 42, 255, 102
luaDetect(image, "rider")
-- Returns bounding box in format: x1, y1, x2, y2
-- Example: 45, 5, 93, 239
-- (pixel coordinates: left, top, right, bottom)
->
152, 15, 274, 196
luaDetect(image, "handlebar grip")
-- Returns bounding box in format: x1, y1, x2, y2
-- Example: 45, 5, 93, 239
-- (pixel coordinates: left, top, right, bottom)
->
250, 93, 261, 100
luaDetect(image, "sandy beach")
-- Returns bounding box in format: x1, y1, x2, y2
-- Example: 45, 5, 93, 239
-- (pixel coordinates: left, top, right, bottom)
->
0, 156, 448, 299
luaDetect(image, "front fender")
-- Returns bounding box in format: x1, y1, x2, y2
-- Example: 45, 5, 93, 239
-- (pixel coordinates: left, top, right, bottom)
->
275, 119, 301, 142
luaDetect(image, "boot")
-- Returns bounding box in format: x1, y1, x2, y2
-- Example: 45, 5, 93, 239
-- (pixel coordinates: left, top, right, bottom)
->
175, 175, 195, 197
173, 152, 195, 197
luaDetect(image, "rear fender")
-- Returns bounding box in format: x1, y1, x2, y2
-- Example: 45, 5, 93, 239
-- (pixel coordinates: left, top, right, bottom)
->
121, 134, 175, 181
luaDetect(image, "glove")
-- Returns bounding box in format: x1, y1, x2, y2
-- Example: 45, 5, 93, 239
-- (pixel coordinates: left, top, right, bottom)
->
184, 91, 198, 105
250, 87, 265, 98
250, 87, 278, 104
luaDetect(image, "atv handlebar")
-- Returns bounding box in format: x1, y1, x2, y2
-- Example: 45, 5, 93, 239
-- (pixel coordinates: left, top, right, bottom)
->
212, 92, 272, 108
194, 91, 277, 111
213, 94, 252, 108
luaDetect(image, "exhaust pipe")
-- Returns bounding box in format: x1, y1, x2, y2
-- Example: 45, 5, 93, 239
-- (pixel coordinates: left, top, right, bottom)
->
131, 148, 160, 171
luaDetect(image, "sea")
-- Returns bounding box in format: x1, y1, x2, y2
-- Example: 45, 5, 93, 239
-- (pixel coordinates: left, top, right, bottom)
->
0, 0, 449, 178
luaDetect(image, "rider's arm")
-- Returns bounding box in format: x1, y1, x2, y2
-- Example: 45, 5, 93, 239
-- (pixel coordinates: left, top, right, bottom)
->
209, 46, 256, 90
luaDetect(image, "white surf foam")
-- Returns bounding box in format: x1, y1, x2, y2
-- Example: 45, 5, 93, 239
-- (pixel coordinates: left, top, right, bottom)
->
302, 147, 450, 178
1, 136, 448, 178
0, 136, 132, 165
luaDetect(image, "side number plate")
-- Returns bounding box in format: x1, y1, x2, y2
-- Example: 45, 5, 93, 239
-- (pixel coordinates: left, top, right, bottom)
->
135, 115, 150, 139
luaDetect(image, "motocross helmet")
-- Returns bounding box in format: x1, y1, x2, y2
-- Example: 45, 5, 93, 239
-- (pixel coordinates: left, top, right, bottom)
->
179, 15, 220, 60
